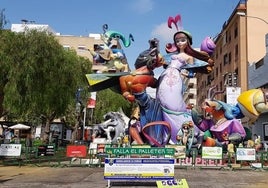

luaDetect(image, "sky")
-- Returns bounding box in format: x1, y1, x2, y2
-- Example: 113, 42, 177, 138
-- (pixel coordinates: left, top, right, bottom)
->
1, 0, 241, 95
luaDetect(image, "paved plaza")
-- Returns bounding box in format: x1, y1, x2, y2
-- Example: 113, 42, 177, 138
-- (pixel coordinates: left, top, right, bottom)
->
1, 165, 268, 188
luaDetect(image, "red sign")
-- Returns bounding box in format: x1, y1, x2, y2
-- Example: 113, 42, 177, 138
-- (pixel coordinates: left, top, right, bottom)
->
87, 92, 96, 108
66, 145, 87, 158
87, 98, 96, 108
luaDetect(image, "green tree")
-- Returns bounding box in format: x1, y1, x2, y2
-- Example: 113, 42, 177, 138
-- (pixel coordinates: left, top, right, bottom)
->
0, 9, 8, 30
92, 89, 132, 123
1, 30, 91, 143
0, 10, 9, 120
0, 30, 14, 117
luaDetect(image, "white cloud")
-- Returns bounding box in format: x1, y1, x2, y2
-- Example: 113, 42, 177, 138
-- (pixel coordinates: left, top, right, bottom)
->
151, 22, 178, 45
131, 0, 154, 14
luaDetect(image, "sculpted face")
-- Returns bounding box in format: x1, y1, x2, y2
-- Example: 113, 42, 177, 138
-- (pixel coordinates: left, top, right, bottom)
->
201, 99, 225, 120
174, 33, 188, 50
201, 99, 219, 113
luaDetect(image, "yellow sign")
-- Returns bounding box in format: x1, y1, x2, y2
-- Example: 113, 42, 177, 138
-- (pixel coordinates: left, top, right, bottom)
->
156, 179, 189, 188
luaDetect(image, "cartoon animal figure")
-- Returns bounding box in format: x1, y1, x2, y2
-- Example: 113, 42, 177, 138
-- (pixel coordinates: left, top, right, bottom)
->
88, 24, 132, 73
102, 24, 134, 48
191, 86, 246, 147
119, 38, 166, 102
91, 111, 129, 144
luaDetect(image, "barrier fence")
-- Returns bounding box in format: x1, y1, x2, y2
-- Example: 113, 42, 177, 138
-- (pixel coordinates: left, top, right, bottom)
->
1, 143, 268, 171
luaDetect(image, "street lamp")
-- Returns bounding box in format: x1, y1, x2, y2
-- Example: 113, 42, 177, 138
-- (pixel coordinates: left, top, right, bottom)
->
75, 88, 86, 141
82, 107, 86, 141
237, 12, 268, 25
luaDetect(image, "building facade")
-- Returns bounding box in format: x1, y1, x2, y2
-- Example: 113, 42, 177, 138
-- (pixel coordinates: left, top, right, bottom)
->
248, 33, 268, 143
197, 0, 268, 101
197, 0, 268, 140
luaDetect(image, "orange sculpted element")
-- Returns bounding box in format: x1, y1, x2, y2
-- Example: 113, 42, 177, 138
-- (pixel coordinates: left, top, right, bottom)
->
119, 55, 165, 102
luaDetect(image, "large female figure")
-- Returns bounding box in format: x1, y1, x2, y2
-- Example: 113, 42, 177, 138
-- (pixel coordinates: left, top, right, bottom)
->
156, 29, 216, 144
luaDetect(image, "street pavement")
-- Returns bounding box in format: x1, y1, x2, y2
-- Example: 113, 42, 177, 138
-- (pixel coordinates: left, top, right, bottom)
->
1, 165, 268, 188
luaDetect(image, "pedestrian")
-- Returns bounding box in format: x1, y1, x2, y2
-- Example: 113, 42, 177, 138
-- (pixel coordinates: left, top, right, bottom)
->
254, 134, 262, 152
26, 133, 33, 147
4, 128, 13, 143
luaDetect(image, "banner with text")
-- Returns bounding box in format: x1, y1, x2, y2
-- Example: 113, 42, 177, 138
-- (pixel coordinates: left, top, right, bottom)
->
104, 158, 174, 180
0, 144, 22, 156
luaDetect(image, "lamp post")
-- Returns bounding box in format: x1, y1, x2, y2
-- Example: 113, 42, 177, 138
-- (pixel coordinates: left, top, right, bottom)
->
75, 88, 86, 141
237, 12, 268, 25
82, 107, 86, 141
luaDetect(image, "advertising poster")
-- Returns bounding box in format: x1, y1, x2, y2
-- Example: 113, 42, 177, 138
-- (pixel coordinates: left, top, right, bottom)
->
165, 145, 186, 159
202, 147, 223, 160
236, 148, 256, 161
66, 145, 87, 158
0, 144, 22, 156
104, 158, 174, 180
226, 87, 241, 105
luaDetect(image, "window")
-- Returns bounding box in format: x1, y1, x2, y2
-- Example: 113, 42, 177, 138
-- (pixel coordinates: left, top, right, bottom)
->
207, 75, 212, 85
63, 45, 70, 51
188, 82, 194, 88
234, 26, 238, 38
94, 44, 105, 51
222, 32, 227, 46
188, 93, 194, 99
77, 45, 87, 52
228, 52, 232, 64
223, 54, 228, 65
228, 31, 231, 42
255, 59, 264, 69
220, 81, 223, 92
235, 44, 238, 61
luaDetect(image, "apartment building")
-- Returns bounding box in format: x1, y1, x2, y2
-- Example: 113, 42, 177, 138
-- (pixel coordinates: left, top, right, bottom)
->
197, 0, 268, 102
196, 0, 268, 139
